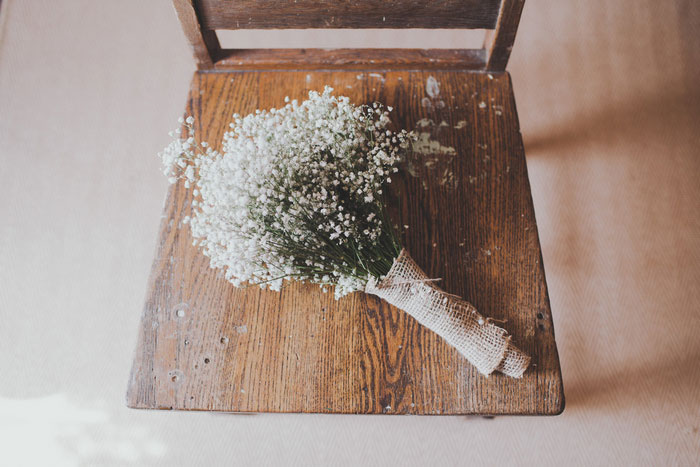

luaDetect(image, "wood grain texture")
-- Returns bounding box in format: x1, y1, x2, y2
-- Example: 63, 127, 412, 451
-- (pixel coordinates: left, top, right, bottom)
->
126, 70, 564, 415
484, 0, 525, 71
213, 48, 486, 70
195, 0, 501, 30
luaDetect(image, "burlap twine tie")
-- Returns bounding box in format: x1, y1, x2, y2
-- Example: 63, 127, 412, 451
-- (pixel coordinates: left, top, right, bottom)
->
365, 249, 530, 378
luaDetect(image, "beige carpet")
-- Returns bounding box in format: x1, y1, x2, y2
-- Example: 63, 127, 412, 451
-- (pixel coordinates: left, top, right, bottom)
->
1, 0, 698, 465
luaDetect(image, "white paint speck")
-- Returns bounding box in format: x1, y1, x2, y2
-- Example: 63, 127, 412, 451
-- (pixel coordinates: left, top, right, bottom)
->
412, 132, 456, 156
416, 118, 433, 128
478, 101, 487, 109
426, 76, 440, 98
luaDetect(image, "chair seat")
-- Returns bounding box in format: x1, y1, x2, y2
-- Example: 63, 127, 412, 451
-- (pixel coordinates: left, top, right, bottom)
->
126, 70, 564, 415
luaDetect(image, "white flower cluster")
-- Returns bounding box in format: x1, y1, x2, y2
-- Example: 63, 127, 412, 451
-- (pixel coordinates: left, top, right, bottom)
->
161, 87, 412, 298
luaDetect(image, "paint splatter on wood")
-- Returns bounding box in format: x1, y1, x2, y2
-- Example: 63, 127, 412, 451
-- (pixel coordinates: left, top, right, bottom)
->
426, 76, 440, 98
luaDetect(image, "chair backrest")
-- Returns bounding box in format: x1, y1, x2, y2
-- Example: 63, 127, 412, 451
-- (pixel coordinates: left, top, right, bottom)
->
173, 0, 525, 71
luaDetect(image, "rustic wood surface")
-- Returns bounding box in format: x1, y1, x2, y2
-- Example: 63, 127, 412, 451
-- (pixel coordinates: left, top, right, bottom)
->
213, 48, 487, 70
126, 70, 564, 415
195, 0, 501, 30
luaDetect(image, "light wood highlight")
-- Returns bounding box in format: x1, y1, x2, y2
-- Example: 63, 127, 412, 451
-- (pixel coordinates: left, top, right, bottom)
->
212, 48, 487, 70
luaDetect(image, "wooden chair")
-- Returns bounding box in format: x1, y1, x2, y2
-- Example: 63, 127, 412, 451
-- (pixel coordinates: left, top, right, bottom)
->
127, 0, 564, 415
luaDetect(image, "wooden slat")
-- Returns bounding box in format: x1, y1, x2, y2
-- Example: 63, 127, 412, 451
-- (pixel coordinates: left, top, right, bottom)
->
484, 0, 525, 71
172, 0, 219, 69
195, 0, 501, 30
213, 48, 486, 70
126, 70, 564, 415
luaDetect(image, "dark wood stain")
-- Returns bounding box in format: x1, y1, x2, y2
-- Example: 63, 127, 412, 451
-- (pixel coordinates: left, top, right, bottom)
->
195, 0, 501, 30
484, 0, 526, 71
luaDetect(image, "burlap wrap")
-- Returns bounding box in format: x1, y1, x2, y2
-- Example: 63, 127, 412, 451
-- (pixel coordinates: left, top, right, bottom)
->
365, 249, 530, 378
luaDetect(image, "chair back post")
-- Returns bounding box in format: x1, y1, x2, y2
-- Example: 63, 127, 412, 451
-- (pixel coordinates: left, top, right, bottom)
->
483, 0, 525, 71
172, 0, 524, 71
173, 0, 220, 69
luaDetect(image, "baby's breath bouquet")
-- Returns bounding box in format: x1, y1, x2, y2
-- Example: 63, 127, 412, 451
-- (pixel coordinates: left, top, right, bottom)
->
161, 87, 529, 378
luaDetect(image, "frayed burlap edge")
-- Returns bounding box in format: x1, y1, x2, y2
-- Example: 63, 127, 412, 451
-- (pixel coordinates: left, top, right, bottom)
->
365, 249, 530, 378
